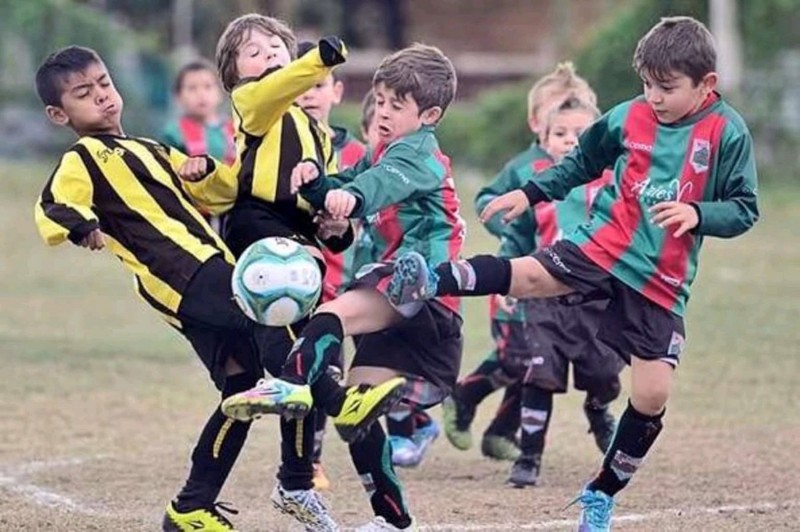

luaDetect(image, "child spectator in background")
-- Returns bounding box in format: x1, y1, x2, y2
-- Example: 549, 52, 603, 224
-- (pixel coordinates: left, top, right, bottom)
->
443, 63, 599, 462
163, 59, 235, 232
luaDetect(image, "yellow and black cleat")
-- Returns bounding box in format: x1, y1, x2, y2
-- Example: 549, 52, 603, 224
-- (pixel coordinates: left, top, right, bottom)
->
334, 377, 406, 443
162, 501, 238, 531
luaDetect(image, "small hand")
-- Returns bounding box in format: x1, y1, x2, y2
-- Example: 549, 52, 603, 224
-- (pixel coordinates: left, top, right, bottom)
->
480, 190, 529, 225
80, 228, 105, 251
290, 161, 320, 194
649, 201, 699, 237
494, 294, 517, 314
325, 190, 357, 219
177, 157, 208, 182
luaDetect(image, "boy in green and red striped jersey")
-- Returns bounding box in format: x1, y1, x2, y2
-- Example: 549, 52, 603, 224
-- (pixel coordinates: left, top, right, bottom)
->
444, 62, 600, 462
388, 16, 758, 531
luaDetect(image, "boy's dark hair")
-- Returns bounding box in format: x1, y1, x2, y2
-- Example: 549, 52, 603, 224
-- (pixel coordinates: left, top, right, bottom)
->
373, 44, 457, 118
173, 59, 219, 94
633, 16, 717, 85
35, 46, 104, 107
360, 90, 376, 133
216, 13, 297, 92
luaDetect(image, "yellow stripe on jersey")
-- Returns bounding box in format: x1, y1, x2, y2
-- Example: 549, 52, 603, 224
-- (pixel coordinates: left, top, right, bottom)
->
252, 118, 283, 203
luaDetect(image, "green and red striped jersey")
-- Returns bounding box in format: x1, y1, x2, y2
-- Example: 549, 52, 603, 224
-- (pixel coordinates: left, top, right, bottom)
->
524, 93, 759, 315
302, 125, 466, 314
162, 116, 236, 165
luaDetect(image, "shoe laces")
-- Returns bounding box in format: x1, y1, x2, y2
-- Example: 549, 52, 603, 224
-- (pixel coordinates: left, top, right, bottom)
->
206, 501, 239, 527
568, 490, 614, 528
285, 487, 330, 515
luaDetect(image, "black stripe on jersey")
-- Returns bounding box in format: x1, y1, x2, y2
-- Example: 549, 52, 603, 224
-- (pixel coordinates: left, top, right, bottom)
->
73, 143, 204, 293
307, 118, 328, 171
238, 132, 263, 200
39, 151, 96, 234
100, 137, 220, 252
276, 114, 302, 203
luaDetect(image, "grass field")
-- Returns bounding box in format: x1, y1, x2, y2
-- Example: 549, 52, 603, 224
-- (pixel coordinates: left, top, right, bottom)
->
1, 158, 799, 531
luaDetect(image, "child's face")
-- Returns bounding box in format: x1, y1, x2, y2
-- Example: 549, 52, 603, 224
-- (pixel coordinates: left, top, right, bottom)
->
45, 61, 124, 136
529, 88, 568, 137
373, 82, 441, 144
642, 70, 717, 124
542, 109, 595, 162
177, 68, 223, 122
235, 30, 292, 81
296, 75, 343, 123
363, 113, 380, 151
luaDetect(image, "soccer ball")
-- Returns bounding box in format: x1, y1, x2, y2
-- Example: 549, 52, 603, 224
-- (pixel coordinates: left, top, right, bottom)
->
232, 237, 322, 327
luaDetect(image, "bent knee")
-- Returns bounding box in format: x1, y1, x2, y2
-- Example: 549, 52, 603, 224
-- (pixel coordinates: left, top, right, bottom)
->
509, 257, 567, 298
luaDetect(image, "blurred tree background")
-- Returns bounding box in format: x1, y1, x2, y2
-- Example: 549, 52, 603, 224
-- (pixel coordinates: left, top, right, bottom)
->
0, 0, 798, 184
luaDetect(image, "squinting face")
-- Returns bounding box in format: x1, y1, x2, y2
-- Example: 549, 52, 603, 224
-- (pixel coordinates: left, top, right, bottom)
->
642, 70, 715, 124
373, 83, 439, 145
296, 75, 342, 123
49, 61, 123, 136
235, 30, 292, 81
177, 69, 223, 122
542, 109, 595, 162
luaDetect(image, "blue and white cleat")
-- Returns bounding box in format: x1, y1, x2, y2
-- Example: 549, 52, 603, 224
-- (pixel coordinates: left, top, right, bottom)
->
389, 436, 420, 468
571, 486, 615, 532
412, 419, 440, 460
388, 252, 438, 307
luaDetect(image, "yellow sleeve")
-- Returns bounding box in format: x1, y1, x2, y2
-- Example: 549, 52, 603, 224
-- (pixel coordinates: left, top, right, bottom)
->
34, 149, 98, 246
168, 145, 241, 216
232, 48, 333, 137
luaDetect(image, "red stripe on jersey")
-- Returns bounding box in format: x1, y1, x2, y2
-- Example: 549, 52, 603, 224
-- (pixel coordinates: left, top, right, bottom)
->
579, 101, 656, 272
337, 139, 367, 170
321, 248, 345, 303
178, 117, 207, 156
434, 150, 464, 314
531, 158, 559, 246
640, 112, 726, 308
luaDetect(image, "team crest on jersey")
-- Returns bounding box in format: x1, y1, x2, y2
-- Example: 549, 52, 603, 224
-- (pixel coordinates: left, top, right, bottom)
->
690, 139, 711, 173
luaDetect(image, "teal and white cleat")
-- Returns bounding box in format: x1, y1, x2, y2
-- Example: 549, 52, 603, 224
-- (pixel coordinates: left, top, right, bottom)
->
221, 378, 312, 422
389, 436, 420, 468
572, 486, 615, 532
388, 252, 438, 307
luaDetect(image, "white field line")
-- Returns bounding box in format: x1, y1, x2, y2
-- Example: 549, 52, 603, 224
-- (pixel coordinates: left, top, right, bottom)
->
0, 456, 114, 518
418, 500, 799, 531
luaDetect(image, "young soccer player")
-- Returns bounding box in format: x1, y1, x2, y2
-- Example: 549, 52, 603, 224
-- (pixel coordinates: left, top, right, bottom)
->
223, 43, 464, 531
32, 45, 310, 532
163, 59, 236, 233
388, 17, 758, 531
177, 15, 403, 529
448, 63, 600, 461
499, 97, 624, 488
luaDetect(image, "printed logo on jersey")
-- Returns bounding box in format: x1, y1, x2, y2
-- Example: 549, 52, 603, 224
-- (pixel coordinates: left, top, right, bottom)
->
96, 146, 125, 163
690, 139, 711, 173
629, 178, 695, 207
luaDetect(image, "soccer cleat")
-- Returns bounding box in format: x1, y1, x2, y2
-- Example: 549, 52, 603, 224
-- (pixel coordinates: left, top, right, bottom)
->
570, 487, 615, 532
355, 516, 417, 531
162, 500, 238, 531
507, 454, 541, 488
221, 378, 312, 422
389, 435, 421, 468
334, 378, 406, 443
271, 483, 339, 531
584, 404, 617, 454
481, 434, 520, 461
313, 462, 331, 491
411, 418, 440, 461
387, 252, 438, 307
441, 396, 474, 450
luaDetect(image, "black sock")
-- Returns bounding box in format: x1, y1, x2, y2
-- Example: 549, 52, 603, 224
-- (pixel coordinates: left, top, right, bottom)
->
386, 403, 414, 438
281, 312, 344, 385
278, 411, 316, 491
434, 255, 512, 297
312, 407, 327, 462
175, 373, 256, 511
458, 358, 509, 409
588, 401, 664, 497
485, 381, 522, 438
349, 422, 412, 529
311, 371, 347, 417
519, 384, 553, 457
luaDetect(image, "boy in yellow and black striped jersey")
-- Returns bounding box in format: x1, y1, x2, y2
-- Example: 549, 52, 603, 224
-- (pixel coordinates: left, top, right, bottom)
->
31, 45, 390, 531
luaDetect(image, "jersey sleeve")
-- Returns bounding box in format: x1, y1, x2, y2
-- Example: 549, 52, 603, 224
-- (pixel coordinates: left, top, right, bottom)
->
693, 127, 759, 238
169, 146, 241, 215
231, 48, 334, 137
34, 149, 99, 246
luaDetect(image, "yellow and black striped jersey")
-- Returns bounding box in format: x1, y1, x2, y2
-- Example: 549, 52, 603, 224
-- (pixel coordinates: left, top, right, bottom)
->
183, 47, 340, 245
34, 135, 234, 326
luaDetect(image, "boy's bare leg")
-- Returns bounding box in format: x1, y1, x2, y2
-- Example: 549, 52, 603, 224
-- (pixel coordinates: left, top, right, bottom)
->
508, 257, 573, 299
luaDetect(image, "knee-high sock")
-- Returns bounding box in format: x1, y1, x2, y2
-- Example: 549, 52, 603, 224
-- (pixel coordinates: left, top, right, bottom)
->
588, 400, 664, 497
433, 255, 512, 297
281, 313, 344, 386
519, 384, 553, 457
349, 422, 413, 529
278, 411, 316, 491
175, 373, 256, 511
457, 356, 505, 408
312, 407, 328, 462
485, 380, 522, 438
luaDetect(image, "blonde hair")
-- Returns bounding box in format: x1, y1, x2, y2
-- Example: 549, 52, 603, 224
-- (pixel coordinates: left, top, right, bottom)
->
543, 96, 600, 138
527, 62, 597, 121
216, 13, 297, 92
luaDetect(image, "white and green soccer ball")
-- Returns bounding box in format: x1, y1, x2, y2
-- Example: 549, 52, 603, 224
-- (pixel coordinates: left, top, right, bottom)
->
232, 237, 322, 327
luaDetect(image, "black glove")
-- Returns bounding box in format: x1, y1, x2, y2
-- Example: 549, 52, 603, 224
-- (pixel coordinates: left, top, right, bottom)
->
318, 36, 347, 67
